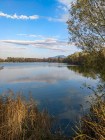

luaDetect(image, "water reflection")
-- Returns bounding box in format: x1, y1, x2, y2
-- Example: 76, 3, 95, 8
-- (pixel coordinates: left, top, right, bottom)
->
67, 65, 105, 84
0, 62, 99, 135
0, 66, 4, 71
67, 66, 97, 79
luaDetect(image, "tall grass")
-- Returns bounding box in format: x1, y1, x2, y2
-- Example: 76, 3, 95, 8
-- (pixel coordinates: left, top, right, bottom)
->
0, 93, 69, 140
73, 87, 105, 140
0, 94, 56, 140
0, 89, 105, 140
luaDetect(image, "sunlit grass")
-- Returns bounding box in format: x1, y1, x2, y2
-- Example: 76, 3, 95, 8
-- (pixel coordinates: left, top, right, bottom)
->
73, 88, 105, 140
0, 94, 56, 140
0, 89, 105, 140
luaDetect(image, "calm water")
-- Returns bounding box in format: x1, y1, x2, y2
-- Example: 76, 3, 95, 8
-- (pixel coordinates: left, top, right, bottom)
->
0, 62, 99, 134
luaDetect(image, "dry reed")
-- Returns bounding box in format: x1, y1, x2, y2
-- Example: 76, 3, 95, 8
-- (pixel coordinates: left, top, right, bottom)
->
0, 94, 55, 140
0, 90, 105, 140
73, 92, 105, 140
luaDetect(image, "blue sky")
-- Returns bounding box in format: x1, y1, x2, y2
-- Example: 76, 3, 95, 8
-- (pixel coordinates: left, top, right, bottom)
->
0, 0, 79, 58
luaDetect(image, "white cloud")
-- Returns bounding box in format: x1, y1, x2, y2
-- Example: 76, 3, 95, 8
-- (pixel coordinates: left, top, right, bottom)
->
52, 0, 72, 23
56, 0, 74, 22
0, 38, 80, 58
58, 0, 73, 8
0, 42, 28, 58
0, 11, 39, 20
0, 11, 69, 22
48, 14, 69, 22
17, 34, 45, 39
0, 38, 75, 52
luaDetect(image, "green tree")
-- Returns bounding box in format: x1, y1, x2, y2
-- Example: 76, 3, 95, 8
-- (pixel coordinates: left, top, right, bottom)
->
67, 0, 105, 52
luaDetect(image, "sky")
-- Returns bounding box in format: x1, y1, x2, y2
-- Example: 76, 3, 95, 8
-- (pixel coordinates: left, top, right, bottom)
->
0, 0, 80, 58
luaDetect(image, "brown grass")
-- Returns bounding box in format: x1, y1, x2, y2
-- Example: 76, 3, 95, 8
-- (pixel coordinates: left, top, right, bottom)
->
0, 93, 69, 140
0, 90, 105, 140
73, 93, 105, 140
0, 94, 56, 140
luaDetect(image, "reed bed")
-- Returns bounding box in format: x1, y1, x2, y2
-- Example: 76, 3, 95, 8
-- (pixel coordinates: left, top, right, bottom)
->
0, 90, 105, 140
73, 92, 105, 140
0, 94, 56, 140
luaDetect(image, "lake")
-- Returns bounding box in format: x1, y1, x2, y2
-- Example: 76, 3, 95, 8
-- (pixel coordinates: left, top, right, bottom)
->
0, 62, 99, 135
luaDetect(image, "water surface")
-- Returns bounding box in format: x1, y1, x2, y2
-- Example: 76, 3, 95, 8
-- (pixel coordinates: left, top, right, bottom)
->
0, 62, 99, 135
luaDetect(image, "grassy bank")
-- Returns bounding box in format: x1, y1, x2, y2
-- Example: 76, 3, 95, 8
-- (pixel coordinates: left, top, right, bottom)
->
0, 94, 68, 140
0, 91, 105, 140
73, 86, 105, 140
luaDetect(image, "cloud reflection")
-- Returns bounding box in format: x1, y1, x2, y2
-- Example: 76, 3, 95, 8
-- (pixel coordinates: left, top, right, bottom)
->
0, 63, 97, 86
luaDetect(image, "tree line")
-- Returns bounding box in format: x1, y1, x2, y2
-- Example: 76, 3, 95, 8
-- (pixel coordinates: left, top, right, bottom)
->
0, 48, 105, 66
0, 57, 65, 63
64, 49, 105, 66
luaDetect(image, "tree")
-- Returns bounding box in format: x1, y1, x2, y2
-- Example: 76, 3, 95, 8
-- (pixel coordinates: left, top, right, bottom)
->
67, 0, 105, 52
